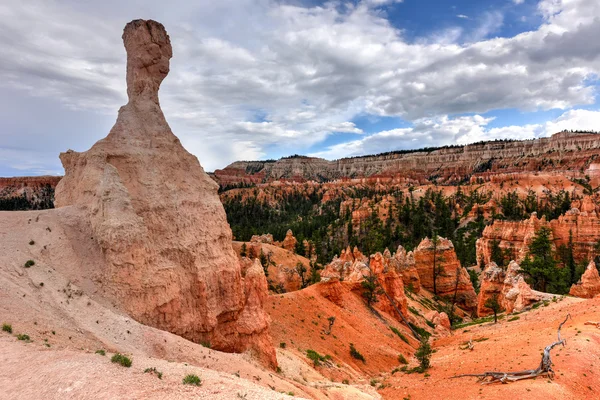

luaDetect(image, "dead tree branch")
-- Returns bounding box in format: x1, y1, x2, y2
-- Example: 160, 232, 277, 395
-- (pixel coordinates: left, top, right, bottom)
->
451, 314, 570, 384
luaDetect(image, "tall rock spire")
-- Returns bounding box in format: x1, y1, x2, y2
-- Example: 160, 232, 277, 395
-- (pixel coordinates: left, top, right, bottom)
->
55, 19, 276, 368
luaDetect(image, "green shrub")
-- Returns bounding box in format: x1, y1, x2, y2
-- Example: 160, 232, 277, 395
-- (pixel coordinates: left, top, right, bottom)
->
2, 324, 12, 334
182, 374, 202, 386
279, 342, 286, 349
144, 367, 163, 379
398, 354, 408, 364
95, 349, 106, 356
16, 334, 30, 341
390, 327, 409, 344
306, 349, 330, 367
508, 316, 520, 322
24, 260, 35, 268
349, 343, 365, 363
408, 323, 431, 339
200, 341, 211, 348
415, 338, 433, 372
111, 353, 132, 367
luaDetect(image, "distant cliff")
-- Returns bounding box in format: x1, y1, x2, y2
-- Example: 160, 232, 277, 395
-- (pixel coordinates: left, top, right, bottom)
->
214, 131, 600, 185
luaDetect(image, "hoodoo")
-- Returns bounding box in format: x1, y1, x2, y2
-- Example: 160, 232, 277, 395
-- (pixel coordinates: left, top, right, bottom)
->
54, 20, 276, 367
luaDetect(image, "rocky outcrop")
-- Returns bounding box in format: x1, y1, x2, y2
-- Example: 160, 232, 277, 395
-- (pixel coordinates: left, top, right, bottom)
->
413, 237, 478, 312
392, 245, 421, 292
250, 233, 274, 244
281, 229, 298, 252
570, 261, 600, 298
54, 20, 275, 367
320, 247, 409, 319
477, 261, 554, 316
214, 131, 600, 185
477, 205, 600, 266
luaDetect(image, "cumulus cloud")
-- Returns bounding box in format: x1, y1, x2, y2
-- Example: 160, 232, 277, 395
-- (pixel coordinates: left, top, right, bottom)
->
0, 0, 599, 174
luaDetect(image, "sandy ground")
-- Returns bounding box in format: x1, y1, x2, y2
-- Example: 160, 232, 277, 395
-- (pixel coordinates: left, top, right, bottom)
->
379, 296, 600, 400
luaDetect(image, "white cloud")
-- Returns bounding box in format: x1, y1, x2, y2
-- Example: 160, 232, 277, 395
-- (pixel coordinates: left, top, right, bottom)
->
311, 108, 600, 160
0, 0, 599, 173
457, 14, 470, 19
513, 0, 525, 4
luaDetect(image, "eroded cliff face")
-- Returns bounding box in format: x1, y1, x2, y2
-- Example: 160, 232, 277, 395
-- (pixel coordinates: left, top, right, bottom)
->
413, 237, 478, 312
477, 261, 554, 316
570, 261, 600, 298
476, 201, 600, 266
214, 131, 600, 185
54, 20, 275, 367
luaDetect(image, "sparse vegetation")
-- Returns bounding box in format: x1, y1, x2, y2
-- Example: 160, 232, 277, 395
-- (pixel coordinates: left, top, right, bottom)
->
484, 294, 503, 323
390, 326, 410, 344
182, 374, 202, 386
29, 240, 35, 245
2, 323, 12, 334
414, 338, 433, 372
95, 349, 106, 356
144, 367, 163, 379
24, 260, 35, 268
306, 349, 331, 367
111, 353, 132, 367
349, 343, 365, 363
16, 334, 30, 341
398, 354, 408, 364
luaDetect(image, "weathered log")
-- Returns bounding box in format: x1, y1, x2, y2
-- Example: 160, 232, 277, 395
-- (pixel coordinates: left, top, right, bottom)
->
452, 314, 570, 384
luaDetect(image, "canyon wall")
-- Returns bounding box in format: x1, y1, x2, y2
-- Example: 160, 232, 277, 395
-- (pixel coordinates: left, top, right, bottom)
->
214, 131, 600, 185
54, 20, 275, 367
476, 202, 600, 266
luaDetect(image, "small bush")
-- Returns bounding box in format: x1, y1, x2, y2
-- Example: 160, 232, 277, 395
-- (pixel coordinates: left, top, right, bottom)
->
390, 327, 409, 344
342, 379, 349, 384
349, 343, 365, 363
200, 341, 211, 348
144, 367, 163, 379
16, 334, 30, 341
398, 354, 408, 364
415, 338, 433, 372
111, 353, 132, 367
306, 349, 330, 367
2, 324, 12, 334
279, 342, 286, 349
508, 316, 520, 322
182, 374, 202, 386
24, 260, 35, 268
408, 323, 431, 340
29, 240, 35, 245
95, 349, 106, 356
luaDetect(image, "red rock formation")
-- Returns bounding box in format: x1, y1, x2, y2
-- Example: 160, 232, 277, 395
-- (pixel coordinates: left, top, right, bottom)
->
391, 245, 421, 292
320, 247, 409, 319
281, 229, 298, 252
570, 261, 600, 298
477, 204, 600, 266
477, 261, 554, 316
414, 237, 478, 312
476, 213, 550, 266
54, 20, 275, 367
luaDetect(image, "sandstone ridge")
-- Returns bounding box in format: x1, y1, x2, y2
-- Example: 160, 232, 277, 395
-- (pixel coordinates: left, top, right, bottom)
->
54, 19, 276, 367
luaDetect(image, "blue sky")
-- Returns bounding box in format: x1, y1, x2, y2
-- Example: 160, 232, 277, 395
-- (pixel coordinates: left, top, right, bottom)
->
1, 0, 599, 175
